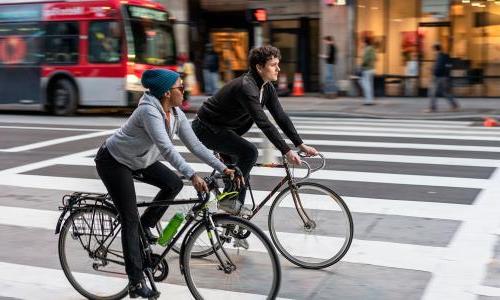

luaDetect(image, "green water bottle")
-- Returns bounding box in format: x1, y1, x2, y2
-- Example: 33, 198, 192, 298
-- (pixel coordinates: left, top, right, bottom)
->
158, 212, 184, 247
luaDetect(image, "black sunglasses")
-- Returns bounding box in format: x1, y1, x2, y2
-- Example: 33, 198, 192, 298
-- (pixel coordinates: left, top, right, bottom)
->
170, 85, 184, 93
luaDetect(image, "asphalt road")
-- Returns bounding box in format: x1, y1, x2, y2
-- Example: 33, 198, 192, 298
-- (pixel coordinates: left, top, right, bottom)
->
1, 113, 500, 299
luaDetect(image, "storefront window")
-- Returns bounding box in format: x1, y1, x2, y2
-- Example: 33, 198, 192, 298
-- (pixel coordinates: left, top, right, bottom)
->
356, 0, 500, 97
386, 0, 419, 95
450, 0, 500, 96
356, 0, 385, 74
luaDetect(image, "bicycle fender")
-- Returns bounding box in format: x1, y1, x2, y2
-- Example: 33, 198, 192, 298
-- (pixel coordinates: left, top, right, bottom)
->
178, 218, 206, 275
55, 207, 70, 234
178, 213, 227, 275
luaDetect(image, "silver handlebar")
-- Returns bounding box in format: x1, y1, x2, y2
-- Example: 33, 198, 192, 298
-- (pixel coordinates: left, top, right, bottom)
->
293, 152, 326, 182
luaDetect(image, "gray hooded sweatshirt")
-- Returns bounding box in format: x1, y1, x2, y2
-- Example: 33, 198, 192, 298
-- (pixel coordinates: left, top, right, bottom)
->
105, 92, 226, 178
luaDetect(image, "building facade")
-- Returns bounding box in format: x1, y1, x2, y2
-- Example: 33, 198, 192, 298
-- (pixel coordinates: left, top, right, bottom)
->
160, 0, 321, 92
323, 0, 500, 97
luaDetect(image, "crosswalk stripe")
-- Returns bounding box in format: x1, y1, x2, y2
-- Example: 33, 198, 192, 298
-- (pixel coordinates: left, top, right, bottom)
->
245, 137, 500, 152
0, 130, 116, 153
287, 124, 500, 137
54, 156, 490, 189
174, 145, 499, 168
0, 171, 471, 220
0, 262, 290, 300
0, 125, 102, 132
289, 116, 473, 126
0, 206, 442, 272
290, 119, 476, 128
248, 128, 500, 141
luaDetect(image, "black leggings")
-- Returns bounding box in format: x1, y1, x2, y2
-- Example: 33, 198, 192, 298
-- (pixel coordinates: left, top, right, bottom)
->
95, 145, 183, 283
192, 118, 258, 204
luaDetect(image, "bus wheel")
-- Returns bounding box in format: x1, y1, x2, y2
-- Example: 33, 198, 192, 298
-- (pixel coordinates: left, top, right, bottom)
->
50, 79, 78, 116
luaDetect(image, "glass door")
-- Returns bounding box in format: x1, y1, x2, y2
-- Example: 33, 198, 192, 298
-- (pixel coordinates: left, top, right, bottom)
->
271, 29, 298, 87
417, 22, 451, 95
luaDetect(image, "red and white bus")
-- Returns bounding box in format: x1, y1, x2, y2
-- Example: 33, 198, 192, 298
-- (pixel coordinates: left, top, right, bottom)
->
0, 0, 176, 115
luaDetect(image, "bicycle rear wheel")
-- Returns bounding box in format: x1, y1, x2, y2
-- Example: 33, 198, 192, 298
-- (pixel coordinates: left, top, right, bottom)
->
182, 214, 281, 299
268, 182, 353, 269
58, 206, 128, 300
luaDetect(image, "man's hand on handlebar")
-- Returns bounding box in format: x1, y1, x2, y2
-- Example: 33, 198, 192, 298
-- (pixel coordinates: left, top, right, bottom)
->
298, 144, 319, 157
191, 174, 209, 193
285, 150, 302, 166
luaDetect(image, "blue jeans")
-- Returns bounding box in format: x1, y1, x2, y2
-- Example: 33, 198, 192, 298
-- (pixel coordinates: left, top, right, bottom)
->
203, 69, 219, 95
324, 63, 337, 93
428, 76, 458, 110
359, 69, 375, 103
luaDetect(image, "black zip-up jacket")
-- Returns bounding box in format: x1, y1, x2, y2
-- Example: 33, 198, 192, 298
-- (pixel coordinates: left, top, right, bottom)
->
196, 70, 303, 154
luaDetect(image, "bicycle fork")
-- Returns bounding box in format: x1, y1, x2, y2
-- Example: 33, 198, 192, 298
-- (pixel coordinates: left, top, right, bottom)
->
290, 185, 316, 231
206, 214, 236, 274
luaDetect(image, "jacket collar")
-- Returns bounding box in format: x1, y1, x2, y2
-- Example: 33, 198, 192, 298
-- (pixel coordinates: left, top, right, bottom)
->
140, 92, 165, 116
248, 69, 265, 88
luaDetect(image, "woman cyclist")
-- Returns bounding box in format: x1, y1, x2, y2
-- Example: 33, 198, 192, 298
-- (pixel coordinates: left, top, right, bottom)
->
95, 69, 237, 298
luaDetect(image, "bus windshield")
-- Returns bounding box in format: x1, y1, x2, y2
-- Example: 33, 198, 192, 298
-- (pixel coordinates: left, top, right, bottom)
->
125, 6, 175, 66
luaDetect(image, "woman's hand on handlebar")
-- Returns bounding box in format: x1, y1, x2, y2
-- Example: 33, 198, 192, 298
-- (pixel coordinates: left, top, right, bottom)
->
298, 144, 319, 157
191, 173, 209, 193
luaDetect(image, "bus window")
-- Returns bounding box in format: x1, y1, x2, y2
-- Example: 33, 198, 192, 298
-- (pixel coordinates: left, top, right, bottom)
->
88, 21, 122, 63
44, 22, 79, 64
0, 22, 43, 65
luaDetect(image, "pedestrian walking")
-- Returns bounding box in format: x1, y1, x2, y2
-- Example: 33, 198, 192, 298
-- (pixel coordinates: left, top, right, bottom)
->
426, 44, 459, 112
359, 36, 376, 105
321, 36, 338, 97
202, 43, 220, 96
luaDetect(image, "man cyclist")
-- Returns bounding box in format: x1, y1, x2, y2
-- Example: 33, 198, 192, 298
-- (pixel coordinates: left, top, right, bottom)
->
95, 69, 238, 299
192, 45, 318, 217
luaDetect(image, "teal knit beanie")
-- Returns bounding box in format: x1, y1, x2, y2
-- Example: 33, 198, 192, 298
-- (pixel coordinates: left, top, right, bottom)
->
141, 69, 180, 99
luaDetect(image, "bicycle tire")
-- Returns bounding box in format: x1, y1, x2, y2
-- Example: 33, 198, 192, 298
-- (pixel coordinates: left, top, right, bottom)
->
58, 206, 128, 300
182, 214, 281, 299
268, 182, 353, 269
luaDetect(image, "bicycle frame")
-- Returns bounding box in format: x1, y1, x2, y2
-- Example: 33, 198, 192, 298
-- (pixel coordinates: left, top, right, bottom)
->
222, 153, 326, 227
56, 180, 235, 285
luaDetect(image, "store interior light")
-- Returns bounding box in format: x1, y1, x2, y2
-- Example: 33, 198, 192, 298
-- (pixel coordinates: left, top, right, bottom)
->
462, 0, 470, 3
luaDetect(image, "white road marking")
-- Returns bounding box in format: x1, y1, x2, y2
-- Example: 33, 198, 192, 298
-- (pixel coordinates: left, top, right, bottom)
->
248, 128, 500, 141
0, 130, 115, 152
421, 165, 500, 300
0, 125, 102, 132
54, 156, 489, 189
0, 262, 290, 300
0, 206, 442, 272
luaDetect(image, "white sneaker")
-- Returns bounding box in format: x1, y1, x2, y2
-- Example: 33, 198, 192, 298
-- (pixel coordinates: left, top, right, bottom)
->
218, 198, 253, 217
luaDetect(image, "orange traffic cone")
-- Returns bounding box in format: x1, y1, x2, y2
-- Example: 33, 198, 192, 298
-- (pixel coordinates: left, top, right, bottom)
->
292, 72, 304, 96
277, 73, 289, 96
483, 117, 499, 127
190, 80, 201, 96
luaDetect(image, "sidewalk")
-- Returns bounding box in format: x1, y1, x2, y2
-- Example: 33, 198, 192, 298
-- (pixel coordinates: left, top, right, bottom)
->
189, 95, 500, 121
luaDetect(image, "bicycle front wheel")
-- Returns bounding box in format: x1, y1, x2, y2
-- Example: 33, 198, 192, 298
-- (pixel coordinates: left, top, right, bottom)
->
182, 214, 281, 299
268, 182, 353, 269
58, 206, 128, 300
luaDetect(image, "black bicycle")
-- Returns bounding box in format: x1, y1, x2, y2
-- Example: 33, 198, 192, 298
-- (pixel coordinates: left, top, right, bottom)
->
55, 173, 281, 300
176, 152, 354, 270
